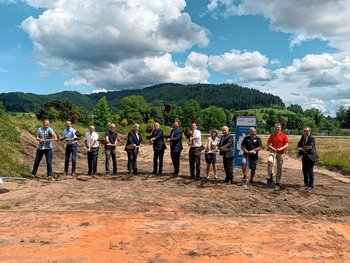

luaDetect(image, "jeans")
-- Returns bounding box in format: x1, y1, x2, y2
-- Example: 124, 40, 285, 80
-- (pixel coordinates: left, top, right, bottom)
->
32, 149, 52, 177
87, 147, 99, 174
153, 149, 165, 174
223, 156, 234, 182
65, 144, 77, 173
105, 148, 117, 174
189, 147, 201, 178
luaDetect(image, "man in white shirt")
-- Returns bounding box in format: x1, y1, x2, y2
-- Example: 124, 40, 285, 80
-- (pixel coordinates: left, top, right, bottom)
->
188, 123, 201, 179
84, 125, 99, 176
63, 121, 78, 177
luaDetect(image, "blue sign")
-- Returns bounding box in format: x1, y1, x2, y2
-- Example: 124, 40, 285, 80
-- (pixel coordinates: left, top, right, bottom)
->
235, 116, 257, 168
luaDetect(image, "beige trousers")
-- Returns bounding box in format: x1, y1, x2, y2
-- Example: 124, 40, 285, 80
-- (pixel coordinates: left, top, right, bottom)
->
267, 153, 284, 184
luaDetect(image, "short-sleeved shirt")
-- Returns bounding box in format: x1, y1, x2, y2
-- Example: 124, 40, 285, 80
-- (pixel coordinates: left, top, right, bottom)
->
85, 132, 99, 148
63, 127, 77, 145
267, 132, 288, 154
105, 130, 117, 150
188, 129, 201, 147
207, 137, 218, 152
241, 135, 262, 160
37, 127, 54, 150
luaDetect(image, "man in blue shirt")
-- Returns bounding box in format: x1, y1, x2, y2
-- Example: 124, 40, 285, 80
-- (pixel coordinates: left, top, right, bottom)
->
63, 121, 78, 177
31, 119, 57, 180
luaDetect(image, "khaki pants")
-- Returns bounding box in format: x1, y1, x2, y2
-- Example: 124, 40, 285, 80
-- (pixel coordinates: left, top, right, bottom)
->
267, 153, 284, 184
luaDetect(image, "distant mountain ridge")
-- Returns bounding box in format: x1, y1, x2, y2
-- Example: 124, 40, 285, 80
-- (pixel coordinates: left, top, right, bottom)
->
0, 83, 284, 112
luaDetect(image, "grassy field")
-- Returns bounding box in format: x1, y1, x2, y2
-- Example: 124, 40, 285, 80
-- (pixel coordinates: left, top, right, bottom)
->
284, 136, 350, 174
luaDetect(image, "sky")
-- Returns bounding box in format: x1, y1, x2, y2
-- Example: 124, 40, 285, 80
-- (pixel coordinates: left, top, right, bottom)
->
1, 0, 350, 116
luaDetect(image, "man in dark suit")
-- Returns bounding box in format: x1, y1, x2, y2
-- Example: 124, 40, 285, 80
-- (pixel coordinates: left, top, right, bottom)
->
297, 127, 317, 190
149, 122, 166, 175
219, 126, 235, 184
167, 121, 183, 177
125, 124, 142, 175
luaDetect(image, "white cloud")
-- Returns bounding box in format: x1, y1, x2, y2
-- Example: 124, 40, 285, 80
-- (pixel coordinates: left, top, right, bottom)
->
21, 0, 209, 90
64, 77, 90, 87
208, 0, 350, 50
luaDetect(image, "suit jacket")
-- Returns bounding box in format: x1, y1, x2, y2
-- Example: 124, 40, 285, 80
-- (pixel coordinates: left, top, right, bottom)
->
219, 134, 234, 158
297, 135, 317, 162
169, 128, 183, 153
151, 129, 166, 151
125, 130, 142, 152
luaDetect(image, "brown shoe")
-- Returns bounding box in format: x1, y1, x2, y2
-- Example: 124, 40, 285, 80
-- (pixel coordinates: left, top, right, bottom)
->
64, 172, 68, 176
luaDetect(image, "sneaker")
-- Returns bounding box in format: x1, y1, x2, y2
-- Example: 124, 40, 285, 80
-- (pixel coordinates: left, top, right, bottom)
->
47, 176, 53, 181
31, 174, 37, 179
274, 183, 281, 190
307, 186, 314, 190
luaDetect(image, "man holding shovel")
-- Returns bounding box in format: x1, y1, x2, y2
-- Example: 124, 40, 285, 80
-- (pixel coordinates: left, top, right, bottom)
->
267, 123, 289, 190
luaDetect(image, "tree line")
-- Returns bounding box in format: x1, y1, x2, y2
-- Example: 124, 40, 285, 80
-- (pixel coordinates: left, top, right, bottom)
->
24, 96, 350, 135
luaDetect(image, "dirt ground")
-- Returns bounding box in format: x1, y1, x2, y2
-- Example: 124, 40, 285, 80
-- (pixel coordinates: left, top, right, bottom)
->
0, 133, 350, 262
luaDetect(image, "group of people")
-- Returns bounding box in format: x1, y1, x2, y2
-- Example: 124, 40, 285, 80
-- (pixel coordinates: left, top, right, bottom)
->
31, 119, 317, 190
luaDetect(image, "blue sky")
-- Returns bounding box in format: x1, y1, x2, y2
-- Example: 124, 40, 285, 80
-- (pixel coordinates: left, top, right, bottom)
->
1, 0, 350, 116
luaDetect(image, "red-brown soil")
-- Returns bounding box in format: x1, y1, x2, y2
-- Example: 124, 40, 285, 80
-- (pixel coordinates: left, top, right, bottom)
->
0, 133, 349, 262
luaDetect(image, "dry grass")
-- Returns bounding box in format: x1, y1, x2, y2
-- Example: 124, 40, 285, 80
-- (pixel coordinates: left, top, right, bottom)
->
287, 136, 350, 173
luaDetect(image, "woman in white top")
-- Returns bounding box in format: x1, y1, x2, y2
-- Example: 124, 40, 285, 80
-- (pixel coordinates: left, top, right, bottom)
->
205, 129, 219, 179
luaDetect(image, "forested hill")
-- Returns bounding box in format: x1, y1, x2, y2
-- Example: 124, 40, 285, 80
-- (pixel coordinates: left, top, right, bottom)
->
0, 83, 284, 112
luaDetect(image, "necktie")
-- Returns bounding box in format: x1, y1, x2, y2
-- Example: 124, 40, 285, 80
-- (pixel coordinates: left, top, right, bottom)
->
304, 137, 307, 146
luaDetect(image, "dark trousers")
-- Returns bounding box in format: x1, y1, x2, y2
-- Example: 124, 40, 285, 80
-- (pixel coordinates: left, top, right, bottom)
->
105, 148, 117, 174
32, 149, 53, 177
153, 149, 165, 174
302, 156, 315, 187
171, 151, 181, 175
127, 151, 138, 174
189, 147, 201, 178
65, 144, 77, 173
223, 156, 234, 182
87, 147, 99, 174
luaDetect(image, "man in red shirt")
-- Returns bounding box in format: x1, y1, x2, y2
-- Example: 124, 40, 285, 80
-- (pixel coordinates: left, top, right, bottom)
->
267, 123, 289, 190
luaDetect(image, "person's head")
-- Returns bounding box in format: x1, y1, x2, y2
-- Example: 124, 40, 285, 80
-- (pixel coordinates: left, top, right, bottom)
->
154, 122, 160, 130
65, 121, 72, 129
173, 121, 179, 129
109, 123, 116, 132
211, 129, 218, 138
89, 125, 95, 133
249, 127, 256, 137
191, 123, 197, 131
133, 124, 140, 132
303, 127, 311, 136
222, 126, 229, 136
274, 123, 282, 134
43, 119, 50, 128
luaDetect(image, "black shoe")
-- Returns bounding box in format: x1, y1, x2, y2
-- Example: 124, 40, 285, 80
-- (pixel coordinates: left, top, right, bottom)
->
190, 176, 195, 179
151, 171, 157, 174
31, 174, 37, 179
173, 173, 178, 178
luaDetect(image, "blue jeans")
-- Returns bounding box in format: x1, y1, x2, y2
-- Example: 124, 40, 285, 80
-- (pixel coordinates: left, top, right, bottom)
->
65, 144, 77, 173
87, 147, 99, 174
32, 149, 53, 177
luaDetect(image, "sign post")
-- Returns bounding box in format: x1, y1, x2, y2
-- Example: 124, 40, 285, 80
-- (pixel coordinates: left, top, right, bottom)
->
235, 116, 257, 169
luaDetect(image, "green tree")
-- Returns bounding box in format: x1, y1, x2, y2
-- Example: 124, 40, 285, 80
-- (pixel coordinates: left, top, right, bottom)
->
182, 100, 202, 128
287, 104, 304, 115
93, 96, 111, 130
201, 106, 226, 132
119, 95, 150, 124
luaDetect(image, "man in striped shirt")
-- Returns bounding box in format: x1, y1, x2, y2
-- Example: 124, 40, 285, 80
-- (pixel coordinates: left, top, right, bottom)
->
31, 119, 57, 180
